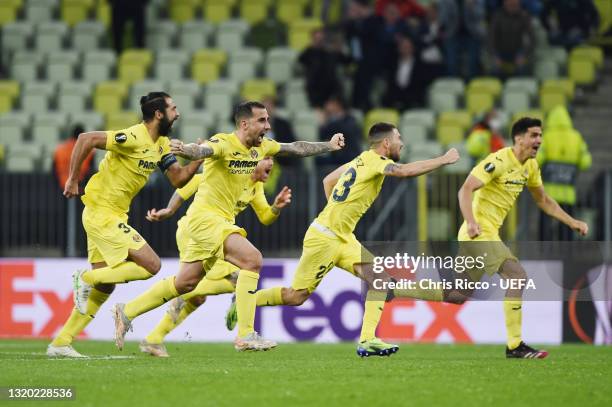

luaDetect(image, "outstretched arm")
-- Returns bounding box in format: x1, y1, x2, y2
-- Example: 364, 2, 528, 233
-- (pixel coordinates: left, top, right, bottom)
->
528, 185, 588, 236
458, 175, 485, 239
383, 148, 459, 178
323, 164, 348, 199
164, 160, 202, 188
146, 191, 185, 222
64, 131, 107, 198
170, 139, 215, 160
277, 133, 345, 157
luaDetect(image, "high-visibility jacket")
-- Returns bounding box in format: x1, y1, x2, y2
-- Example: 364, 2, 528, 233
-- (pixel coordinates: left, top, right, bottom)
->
537, 105, 591, 205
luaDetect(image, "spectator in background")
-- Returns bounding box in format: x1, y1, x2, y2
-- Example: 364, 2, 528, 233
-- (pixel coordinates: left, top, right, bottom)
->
315, 95, 363, 167
298, 28, 351, 109
379, 2, 410, 73
537, 105, 592, 240
540, 0, 599, 49
382, 34, 429, 110
465, 110, 505, 165
262, 96, 301, 169
488, 0, 534, 79
52, 124, 94, 191
344, 0, 385, 111
438, 0, 487, 79
375, 0, 426, 19
109, 0, 148, 54
486, 0, 543, 18
413, 2, 446, 79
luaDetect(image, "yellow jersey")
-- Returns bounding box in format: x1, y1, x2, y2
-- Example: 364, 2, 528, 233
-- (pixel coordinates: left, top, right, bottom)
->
187, 132, 281, 222
316, 149, 392, 239
82, 123, 172, 214
177, 173, 277, 225
460, 147, 542, 235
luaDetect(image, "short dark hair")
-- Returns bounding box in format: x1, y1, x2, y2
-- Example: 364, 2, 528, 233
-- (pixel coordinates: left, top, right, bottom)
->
71, 124, 85, 139
140, 91, 170, 121
511, 117, 542, 144
233, 101, 266, 125
368, 122, 396, 145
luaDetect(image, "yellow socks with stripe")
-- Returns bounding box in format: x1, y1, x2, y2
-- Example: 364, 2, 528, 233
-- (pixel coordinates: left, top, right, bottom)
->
124, 277, 179, 320
82, 261, 153, 285
145, 301, 199, 344
359, 299, 385, 342
504, 298, 523, 350
235, 270, 259, 338
182, 278, 235, 301
394, 287, 443, 301
51, 288, 110, 346
256, 287, 283, 306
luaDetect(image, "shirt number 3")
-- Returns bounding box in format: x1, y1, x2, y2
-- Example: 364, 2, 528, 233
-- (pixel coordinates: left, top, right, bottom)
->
332, 167, 357, 202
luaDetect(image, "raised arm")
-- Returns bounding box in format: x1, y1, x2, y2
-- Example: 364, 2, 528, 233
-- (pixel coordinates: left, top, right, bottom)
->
528, 185, 588, 236
323, 164, 348, 199
164, 160, 202, 188
383, 148, 459, 178
276, 133, 345, 157
64, 131, 107, 198
250, 185, 292, 225
146, 191, 185, 222
170, 139, 215, 160
458, 175, 485, 239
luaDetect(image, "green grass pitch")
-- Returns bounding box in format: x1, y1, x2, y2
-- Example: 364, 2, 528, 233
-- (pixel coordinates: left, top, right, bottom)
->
1, 340, 611, 407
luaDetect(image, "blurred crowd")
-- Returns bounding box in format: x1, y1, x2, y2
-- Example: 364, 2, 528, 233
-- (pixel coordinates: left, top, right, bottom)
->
299, 0, 600, 114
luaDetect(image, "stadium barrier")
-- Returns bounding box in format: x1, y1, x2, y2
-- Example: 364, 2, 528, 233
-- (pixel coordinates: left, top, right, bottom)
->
0, 169, 609, 255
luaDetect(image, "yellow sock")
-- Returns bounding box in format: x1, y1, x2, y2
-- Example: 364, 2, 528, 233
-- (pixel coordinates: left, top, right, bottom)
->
145, 301, 199, 344
82, 262, 152, 285
182, 278, 235, 301
256, 287, 283, 306
51, 288, 110, 346
504, 298, 523, 350
124, 277, 179, 320
235, 270, 259, 338
394, 287, 443, 301
359, 290, 385, 342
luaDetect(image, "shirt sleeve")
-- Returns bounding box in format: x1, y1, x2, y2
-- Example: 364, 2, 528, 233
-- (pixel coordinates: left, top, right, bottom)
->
105, 128, 138, 154
470, 152, 500, 185
527, 159, 543, 188
374, 156, 393, 175
249, 182, 278, 225
206, 135, 226, 158
262, 137, 281, 156
176, 173, 203, 200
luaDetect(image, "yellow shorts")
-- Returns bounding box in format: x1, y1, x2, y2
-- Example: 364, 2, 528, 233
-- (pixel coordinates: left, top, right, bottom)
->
457, 223, 517, 280
180, 210, 246, 267
82, 206, 146, 267
176, 216, 238, 280
291, 224, 374, 293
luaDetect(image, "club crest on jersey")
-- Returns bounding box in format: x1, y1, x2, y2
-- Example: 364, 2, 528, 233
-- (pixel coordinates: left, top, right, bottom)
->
159, 146, 163, 154
115, 133, 127, 144
484, 162, 495, 173
250, 150, 258, 159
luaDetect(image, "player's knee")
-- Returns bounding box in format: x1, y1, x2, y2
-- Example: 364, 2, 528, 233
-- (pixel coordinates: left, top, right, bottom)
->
189, 295, 206, 307
287, 290, 309, 306
144, 256, 162, 275
444, 290, 467, 304
242, 250, 263, 272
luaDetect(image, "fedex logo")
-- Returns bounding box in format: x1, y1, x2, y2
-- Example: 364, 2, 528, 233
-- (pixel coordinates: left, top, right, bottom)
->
255, 264, 472, 343
0, 262, 81, 338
